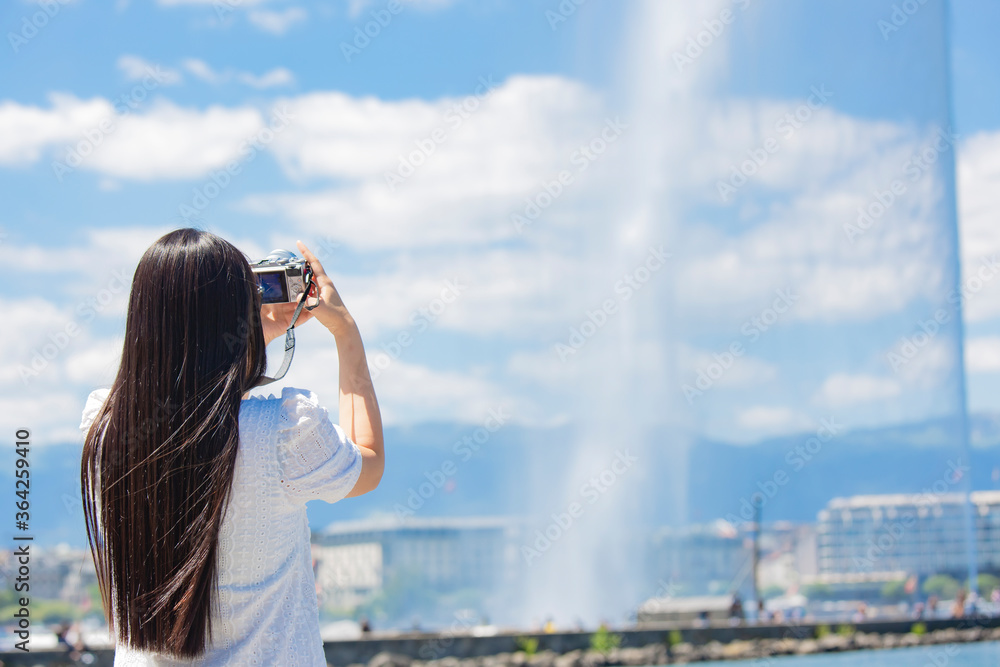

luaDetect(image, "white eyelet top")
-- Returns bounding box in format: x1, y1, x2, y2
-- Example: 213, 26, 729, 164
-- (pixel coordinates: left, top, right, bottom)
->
79, 386, 363, 667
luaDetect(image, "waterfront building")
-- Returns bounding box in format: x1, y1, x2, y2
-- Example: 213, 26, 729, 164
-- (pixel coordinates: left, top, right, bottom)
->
816, 490, 1000, 577
311, 516, 521, 608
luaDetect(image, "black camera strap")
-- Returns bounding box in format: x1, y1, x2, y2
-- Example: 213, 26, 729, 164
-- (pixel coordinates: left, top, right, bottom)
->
256, 273, 317, 387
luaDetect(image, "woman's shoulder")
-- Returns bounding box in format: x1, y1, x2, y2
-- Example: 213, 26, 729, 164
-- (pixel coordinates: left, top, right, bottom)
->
242, 386, 332, 432
79, 387, 112, 432
244, 386, 323, 410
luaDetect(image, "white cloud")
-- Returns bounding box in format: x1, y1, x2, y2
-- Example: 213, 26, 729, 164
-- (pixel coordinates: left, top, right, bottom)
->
966, 336, 1000, 374
65, 340, 122, 386
181, 58, 221, 84
957, 130, 1000, 323
347, 0, 457, 18
679, 344, 777, 388
0, 95, 265, 180
248, 7, 307, 34
238, 67, 295, 89
813, 372, 901, 407
86, 100, 263, 180
183, 59, 295, 88
0, 94, 109, 165
117, 55, 182, 86
244, 75, 605, 249
673, 110, 946, 326
736, 406, 809, 432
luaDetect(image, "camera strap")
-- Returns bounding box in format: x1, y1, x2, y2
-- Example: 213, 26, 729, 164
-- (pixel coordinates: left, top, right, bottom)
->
256, 274, 317, 387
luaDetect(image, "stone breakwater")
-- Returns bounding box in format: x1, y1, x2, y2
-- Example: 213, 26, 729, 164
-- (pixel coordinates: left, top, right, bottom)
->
2, 623, 1000, 666
357, 626, 1000, 667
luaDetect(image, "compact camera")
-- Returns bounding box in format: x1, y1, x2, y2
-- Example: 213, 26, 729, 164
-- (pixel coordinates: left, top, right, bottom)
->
251, 250, 312, 305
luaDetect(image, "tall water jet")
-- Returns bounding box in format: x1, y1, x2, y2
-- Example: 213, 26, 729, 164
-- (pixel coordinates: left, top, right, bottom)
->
519, 0, 977, 626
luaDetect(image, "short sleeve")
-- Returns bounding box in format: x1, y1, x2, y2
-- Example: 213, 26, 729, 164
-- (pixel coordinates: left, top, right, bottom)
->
275, 387, 363, 505
80, 388, 111, 432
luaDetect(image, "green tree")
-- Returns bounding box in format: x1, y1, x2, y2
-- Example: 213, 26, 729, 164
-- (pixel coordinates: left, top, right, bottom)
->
976, 574, 1000, 597
922, 574, 960, 599
881, 579, 907, 602
590, 626, 622, 654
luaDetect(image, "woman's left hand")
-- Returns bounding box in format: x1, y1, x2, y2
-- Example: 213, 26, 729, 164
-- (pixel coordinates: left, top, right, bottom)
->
261, 300, 314, 346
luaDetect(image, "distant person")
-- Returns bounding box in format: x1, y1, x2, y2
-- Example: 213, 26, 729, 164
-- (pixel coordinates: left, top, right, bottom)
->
729, 594, 744, 625
756, 600, 770, 624
360, 617, 371, 634
952, 590, 967, 619
80, 230, 385, 665
928, 595, 939, 618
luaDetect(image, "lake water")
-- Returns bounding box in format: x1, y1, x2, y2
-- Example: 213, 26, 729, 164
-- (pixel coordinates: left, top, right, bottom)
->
690, 641, 1000, 666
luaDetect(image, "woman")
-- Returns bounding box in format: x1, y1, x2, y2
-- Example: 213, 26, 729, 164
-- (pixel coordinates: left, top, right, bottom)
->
79, 228, 384, 665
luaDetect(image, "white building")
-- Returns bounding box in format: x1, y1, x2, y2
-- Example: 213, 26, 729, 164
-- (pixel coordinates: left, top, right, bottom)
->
311, 516, 521, 608
816, 490, 1000, 577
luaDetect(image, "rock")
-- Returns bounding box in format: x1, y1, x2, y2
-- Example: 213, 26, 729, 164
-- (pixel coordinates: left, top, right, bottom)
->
701, 641, 725, 661
669, 642, 693, 660
771, 638, 799, 655
527, 650, 556, 667
578, 651, 606, 667
639, 644, 667, 665
370, 652, 413, 667
795, 640, 819, 655
817, 634, 850, 652
720, 641, 754, 659
554, 650, 582, 667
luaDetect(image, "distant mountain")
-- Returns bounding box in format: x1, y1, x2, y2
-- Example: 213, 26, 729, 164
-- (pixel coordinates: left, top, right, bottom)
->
10, 415, 1000, 548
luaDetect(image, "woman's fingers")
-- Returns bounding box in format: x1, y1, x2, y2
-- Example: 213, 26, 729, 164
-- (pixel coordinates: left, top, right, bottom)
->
296, 240, 327, 279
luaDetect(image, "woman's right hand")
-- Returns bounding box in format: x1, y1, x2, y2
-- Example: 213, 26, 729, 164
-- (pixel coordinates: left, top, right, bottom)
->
296, 240, 356, 336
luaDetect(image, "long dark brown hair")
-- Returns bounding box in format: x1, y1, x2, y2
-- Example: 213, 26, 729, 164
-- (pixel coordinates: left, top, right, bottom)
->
81, 228, 267, 657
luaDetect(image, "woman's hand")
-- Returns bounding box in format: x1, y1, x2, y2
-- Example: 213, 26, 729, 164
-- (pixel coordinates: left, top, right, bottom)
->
261, 301, 314, 346
295, 240, 356, 336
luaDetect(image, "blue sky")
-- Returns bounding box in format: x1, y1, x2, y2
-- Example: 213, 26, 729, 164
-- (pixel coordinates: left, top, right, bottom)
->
1, 0, 1000, 450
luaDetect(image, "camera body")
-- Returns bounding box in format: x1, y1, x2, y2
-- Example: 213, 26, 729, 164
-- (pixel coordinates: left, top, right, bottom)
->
252, 250, 312, 304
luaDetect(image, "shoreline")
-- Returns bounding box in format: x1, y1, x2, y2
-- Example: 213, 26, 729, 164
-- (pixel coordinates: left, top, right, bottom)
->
3, 620, 1000, 666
